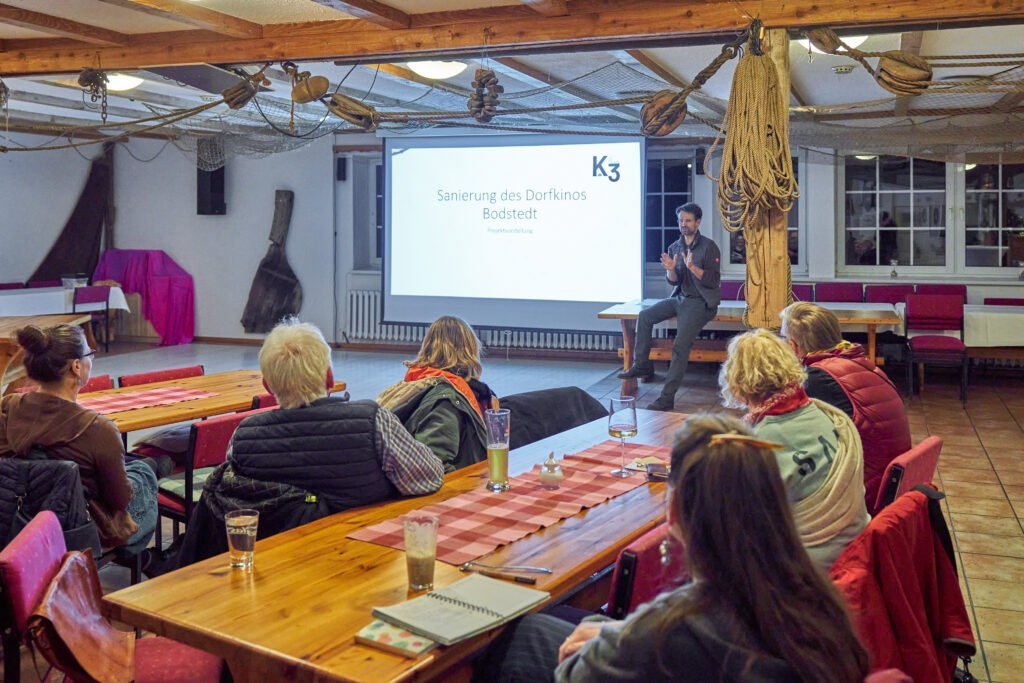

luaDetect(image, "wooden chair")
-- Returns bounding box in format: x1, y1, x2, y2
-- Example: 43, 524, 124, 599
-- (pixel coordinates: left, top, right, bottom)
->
251, 392, 279, 409
815, 282, 864, 302
604, 522, 689, 618
0, 511, 223, 683
864, 284, 915, 305
905, 294, 968, 402
872, 435, 943, 515
72, 285, 112, 352
156, 406, 273, 547
118, 364, 205, 387
916, 284, 967, 300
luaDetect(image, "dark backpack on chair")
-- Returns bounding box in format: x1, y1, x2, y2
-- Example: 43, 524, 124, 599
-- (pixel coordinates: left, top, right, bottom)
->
0, 449, 102, 556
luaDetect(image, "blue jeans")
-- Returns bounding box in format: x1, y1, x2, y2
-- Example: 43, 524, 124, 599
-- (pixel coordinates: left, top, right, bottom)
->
123, 459, 158, 552
632, 296, 718, 403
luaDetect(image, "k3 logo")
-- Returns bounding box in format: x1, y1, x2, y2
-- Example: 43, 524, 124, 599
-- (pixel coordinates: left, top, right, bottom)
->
592, 156, 620, 183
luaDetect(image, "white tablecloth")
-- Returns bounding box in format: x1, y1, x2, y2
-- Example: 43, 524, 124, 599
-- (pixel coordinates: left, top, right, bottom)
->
964, 304, 1024, 347
0, 286, 130, 317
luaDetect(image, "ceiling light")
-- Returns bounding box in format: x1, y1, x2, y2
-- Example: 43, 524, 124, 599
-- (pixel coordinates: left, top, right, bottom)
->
854, 155, 877, 161
105, 73, 144, 91
406, 61, 467, 80
797, 36, 869, 55
965, 163, 977, 171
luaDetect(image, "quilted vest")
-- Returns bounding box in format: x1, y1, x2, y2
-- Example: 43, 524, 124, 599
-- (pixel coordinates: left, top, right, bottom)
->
229, 396, 396, 512
810, 355, 912, 508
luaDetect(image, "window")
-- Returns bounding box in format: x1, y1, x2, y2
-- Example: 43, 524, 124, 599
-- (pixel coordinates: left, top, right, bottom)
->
728, 158, 800, 266
964, 163, 1024, 268
842, 155, 947, 268
644, 157, 692, 263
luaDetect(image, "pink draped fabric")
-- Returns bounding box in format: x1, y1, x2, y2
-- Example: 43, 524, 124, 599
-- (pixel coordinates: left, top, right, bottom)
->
92, 249, 195, 345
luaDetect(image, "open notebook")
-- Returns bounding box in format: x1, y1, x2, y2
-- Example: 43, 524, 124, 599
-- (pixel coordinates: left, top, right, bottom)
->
372, 573, 549, 646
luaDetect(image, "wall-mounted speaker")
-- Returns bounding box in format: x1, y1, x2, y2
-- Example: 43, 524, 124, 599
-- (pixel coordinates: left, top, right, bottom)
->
197, 165, 226, 215
695, 148, 707, 176
336, 157, 347, 181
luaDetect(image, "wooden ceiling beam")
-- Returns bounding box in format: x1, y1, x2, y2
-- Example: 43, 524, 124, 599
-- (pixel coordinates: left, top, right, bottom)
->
92, 0, 262, 39
3, 1, 1024, 75
0, 3, 128, 46
520, 1, 569, 17
816, 105, 1024, 121
495, 56, 638, 121
622, 49, 725, 115
310, 1, 410, 29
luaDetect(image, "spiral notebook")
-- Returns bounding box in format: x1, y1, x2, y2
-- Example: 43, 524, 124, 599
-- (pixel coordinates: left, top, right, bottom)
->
371, 573, 549, 646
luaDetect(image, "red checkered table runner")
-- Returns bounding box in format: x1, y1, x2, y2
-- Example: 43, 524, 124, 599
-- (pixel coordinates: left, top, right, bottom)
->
78, 387, 217, 414
348, 440, 670, 566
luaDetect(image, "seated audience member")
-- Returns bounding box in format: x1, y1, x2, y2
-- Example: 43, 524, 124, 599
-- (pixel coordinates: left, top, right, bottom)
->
780, 302, 911, 511
226, 318, 445, 511
0, 324, 157, 550
478, 413, 870, 683
720, 329, 869, 569
377, 315, 494, 472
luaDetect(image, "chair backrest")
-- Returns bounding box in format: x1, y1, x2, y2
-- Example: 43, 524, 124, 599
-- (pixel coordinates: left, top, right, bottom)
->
864, 284, 915, 304
984, 297, 1024, 306
873, 435, 943, 513
915, 284, 967, 301
815, 282, 864, 302
251, 392, 278, 409
72, 285, 110, 308
188, 409, 265, 471
791, 283, 814, 301
0, 511, 66, 632
498, 387, 607, 450
605, 523, 689, 618
80, 374, 113, 394
905, 294, 964, 332
26, 280, 61, 288
119, 364, 205, 387
0, 282, 23, 290
720, 280, 744, 301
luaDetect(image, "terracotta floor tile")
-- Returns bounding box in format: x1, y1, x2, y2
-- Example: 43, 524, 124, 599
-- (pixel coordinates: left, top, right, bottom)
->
941, 466, 1001, 484
975, 607, 1024, 645
951, 514, 1023, 537
946, 497, 1017, 517
983, 641, 1024, 683
944, 481, 1011, 500
956, 532, 1024, 559
969, 578, 1024, 611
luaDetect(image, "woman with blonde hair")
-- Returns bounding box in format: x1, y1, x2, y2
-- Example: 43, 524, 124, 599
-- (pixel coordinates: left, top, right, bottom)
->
377, 315, 494, 472
720, 328, 869, 569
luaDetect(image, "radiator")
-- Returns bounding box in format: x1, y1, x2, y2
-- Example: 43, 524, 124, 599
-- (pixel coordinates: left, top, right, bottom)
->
345, 289, 621, 351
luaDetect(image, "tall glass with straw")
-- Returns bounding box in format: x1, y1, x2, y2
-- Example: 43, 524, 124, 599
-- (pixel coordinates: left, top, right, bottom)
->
608, 396, 637, 477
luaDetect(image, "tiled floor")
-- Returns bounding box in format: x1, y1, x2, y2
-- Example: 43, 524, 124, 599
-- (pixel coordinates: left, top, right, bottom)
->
13, 341, 1024, 681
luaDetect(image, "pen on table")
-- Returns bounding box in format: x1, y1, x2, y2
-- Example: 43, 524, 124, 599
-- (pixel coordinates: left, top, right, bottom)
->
475, 569, 537, 585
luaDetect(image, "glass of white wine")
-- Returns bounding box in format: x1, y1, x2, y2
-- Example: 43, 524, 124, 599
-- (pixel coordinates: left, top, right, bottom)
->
608, 396, 637, 478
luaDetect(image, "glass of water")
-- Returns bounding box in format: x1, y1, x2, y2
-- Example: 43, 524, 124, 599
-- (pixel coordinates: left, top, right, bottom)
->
225, 509, 259, 569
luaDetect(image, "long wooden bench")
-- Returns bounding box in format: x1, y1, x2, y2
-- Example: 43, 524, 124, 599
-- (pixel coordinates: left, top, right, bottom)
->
616, 338, 728, 364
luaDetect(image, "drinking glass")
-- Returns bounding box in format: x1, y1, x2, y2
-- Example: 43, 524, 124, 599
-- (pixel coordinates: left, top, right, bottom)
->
484, 408, 511, 492
608, 397, 637, 478
403, 514, 439, 591
225, 509, 259, 569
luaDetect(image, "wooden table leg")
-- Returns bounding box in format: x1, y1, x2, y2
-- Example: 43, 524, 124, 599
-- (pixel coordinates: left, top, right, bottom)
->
620, 320, 638, 397
866, 324, 878, 364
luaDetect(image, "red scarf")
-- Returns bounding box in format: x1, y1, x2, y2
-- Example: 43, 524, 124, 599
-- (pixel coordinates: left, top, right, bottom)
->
745, 383, 810, 425
403, 366, 483, 419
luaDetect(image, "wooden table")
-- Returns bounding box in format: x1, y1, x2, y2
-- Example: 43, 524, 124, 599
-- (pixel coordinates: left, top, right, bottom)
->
104, 409, 685, 683
86, 369, 346, 433
600, 300, 902, 396
0, 313, 91, 391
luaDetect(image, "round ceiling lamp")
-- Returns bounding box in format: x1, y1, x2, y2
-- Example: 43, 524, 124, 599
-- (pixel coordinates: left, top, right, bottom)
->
106, 73, 144, 91
407, 61, 467, 80
796, 35, 869, 55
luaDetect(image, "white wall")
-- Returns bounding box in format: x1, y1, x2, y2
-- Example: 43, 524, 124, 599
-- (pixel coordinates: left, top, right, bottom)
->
0, 133, 94, 283
113, 136, 336, 340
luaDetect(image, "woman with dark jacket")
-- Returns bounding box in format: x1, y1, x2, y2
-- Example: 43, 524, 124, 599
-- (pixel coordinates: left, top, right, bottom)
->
0, 324, 156, 549
377, 315, 494, 473
479, 413, 871, 682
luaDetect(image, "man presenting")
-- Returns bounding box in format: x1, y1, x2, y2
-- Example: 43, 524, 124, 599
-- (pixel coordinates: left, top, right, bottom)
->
619, 202, 721, 411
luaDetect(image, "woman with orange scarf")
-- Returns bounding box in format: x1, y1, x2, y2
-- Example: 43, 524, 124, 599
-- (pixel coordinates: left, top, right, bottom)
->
377, 316, 495, 473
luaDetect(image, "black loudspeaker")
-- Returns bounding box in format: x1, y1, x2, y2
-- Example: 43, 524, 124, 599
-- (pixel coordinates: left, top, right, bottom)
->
197, 165, 226, 215
695, 148, 707, 175
336, 157, 347, 181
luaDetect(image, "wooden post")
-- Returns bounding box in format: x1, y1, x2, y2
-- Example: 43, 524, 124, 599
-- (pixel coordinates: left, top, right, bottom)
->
743, 28, 793, 331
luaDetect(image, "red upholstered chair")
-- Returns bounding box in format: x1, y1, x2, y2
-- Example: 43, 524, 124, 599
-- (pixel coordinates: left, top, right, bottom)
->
872, 435, 943, 515
864, 284, 915, 305
80, 373, 114, 394
156, 406, 273, 547
73, 285, 112, 352
720, 280, 744, 301
984, 297, 1024, 306
815, 282, 864, 302
0, 282, 22, 290
604, 523, 689, 618
916, 284, 967, 300
0, 512, 223, 683
118, 363, 205, 387
905, 294, 968, 402
791, 283, 814, 301
251, 392, 279, 409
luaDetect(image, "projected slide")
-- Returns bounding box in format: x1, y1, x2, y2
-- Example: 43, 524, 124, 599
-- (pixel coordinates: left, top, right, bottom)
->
385, 135, 643, 330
